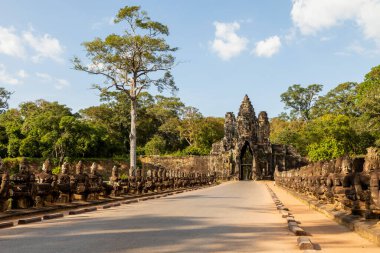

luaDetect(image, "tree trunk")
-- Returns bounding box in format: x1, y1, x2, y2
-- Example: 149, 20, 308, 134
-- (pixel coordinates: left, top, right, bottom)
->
129, 98, 137, 176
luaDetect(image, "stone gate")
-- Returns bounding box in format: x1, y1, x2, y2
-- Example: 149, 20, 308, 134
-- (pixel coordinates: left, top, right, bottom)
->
210, 95, 305, 180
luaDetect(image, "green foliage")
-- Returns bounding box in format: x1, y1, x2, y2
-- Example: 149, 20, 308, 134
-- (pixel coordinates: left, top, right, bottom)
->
276, 65, 380, 161
280, 84, 323, 121
52, 166, 61, 175
73, 5, 178, 170
120, 173, 128, 180
180, 145, 210, 156
307, 137, 345, 162
144, 135, 166, 155
305, 114, 357, 160
0, 87, 12, 114
270, 117, 308, 156
311, 82, 359, 118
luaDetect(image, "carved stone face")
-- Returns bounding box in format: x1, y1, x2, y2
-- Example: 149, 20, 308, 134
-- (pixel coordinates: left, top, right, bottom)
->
321, 162, 329, 176
19, 162, 28, 174
112, 166, 119, 177
42, 159, 52, 173
341, 158, 352, 175
90, 162, 98, 174
258, 112, 268, 127
76, 161, 84, 174
61, 162, 69, 174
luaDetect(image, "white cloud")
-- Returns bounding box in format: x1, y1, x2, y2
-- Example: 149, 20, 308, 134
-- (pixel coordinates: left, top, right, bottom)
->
211, 21, 248, 60
23, 30, 65, 63
253, 36, 281, 58
36, 72, 53, 82
36, 72, 70, 90
291, 0, 380, 45
0, 64, 22, 85
91, 17, 115, 30
0, 26, 65, 63
17, 69, 28, 78
0, 26, 26, 58
55, 78, 70, 90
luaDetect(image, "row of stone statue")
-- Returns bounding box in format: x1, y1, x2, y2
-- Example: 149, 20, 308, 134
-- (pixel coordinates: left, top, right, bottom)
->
274, 147, 380, 218
0, 158, 216, 212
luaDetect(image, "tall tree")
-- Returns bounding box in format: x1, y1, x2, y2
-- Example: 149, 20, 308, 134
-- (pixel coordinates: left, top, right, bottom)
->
0, 87, 12, 114
312, 82, 359, 118
356, 65, 380, 139
280, 84, 323, 121
73, 6, 177, 174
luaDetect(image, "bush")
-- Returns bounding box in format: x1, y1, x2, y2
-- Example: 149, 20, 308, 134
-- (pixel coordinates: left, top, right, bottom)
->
144, 135, 166, 155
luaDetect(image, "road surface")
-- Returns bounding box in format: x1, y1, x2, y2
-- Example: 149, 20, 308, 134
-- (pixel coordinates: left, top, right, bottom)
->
0, 181, 378, 252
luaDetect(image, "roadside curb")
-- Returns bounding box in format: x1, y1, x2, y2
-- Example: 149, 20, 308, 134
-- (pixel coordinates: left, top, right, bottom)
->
276, 185, 380, 247
266, 184, 316, 251
18, 217, 42, 225
0, 221, 14, 229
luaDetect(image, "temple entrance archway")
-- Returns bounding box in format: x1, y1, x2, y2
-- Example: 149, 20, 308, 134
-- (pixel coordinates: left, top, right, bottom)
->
240, 142, 253, 180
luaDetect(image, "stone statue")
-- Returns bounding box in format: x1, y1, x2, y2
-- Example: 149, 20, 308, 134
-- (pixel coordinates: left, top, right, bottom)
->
0, 157, 10, 212
88, 162, 103, 199
257, 111, 270, 144
109, 165, 123, 196
71, 161, 89, 201
143, 169, 155, 193
223, 112, 237, 150
35, 159, 57, 207
236, 95, 257, 141
57, 162, 73, 203
363, 148, 380, 212
10, 158, 35, 209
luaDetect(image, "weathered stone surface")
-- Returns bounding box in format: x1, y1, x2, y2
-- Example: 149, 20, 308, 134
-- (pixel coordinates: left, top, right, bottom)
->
275, 147, 380, 220
0, 221, 13, 229
18, 217, 42, 224
281, 210, 289, 218
287, 216, 296, 223
290, 225, 307, 236
69, 209, 86, 215
84, 207, 97, 212
122, 199, 139, 204
43, 213, 64, 220
297, 236, 314, 250
210, 95, 305, 181
103, 204, 113, 209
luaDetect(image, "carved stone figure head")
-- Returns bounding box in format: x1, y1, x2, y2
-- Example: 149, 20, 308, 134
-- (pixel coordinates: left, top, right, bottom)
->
42, 159, 52, 173
341, 157, 352, 175
112, 165, 119, 177
363, 147, 380, 173
76, 161, 84, 174
90, 162, 98, 174
19, 158, 28, 174
61, 162, 69, 174
258, 111, 268, 126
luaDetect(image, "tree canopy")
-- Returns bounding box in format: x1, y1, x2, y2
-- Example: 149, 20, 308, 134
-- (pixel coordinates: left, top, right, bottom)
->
0, 87, 12, 114
273, 65, 380, 162
73, 5, 178, 173
280, 84, 323, 121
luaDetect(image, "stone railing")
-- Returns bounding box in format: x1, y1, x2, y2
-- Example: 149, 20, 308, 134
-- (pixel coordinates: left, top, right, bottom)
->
0, 158, 216, 212
274, 147, 380, 219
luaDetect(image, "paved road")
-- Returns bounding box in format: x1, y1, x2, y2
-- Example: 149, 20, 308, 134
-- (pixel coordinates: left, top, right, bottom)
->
0, 181, 298, 253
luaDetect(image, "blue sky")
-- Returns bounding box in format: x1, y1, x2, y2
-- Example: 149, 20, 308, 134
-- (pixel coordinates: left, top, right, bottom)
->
0, 0, 379, 118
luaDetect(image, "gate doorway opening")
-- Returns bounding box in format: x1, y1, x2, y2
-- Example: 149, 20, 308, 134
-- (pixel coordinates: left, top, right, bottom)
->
240, 142, 253, 180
